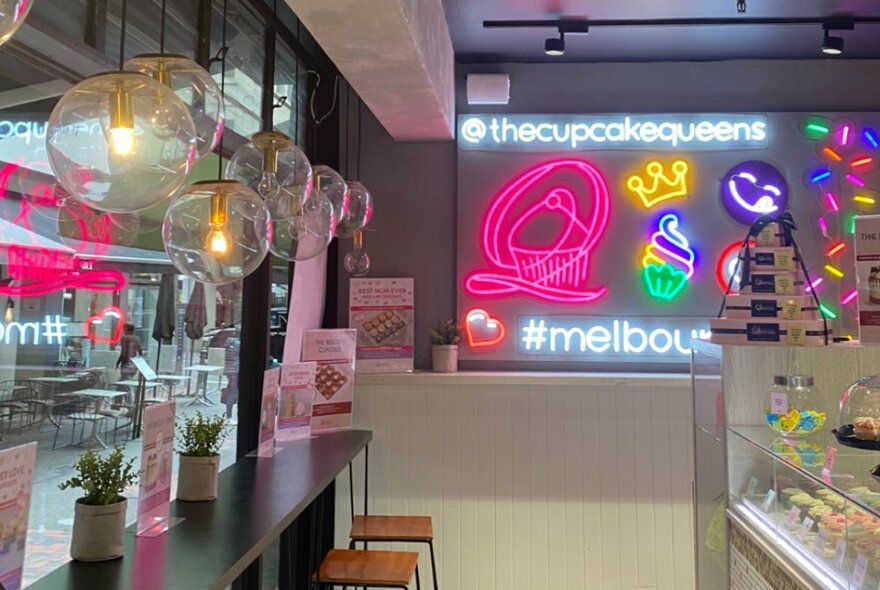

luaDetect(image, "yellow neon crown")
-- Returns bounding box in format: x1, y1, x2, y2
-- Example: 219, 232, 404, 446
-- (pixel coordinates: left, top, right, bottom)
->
625, 160, 689, 208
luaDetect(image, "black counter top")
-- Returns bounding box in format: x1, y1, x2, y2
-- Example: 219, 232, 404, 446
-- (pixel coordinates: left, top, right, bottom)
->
28, 429, 372, 590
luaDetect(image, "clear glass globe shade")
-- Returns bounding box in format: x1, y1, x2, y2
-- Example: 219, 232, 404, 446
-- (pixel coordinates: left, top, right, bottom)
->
225, 131, 312, 206
266, 192, 334, 261
344, 248, 371, 276
47, 71, 197, 213
163, 180, 270, 285
336, 181, 373, 239
125, 54, 225, 159
0, 0, 33, 46
312, 165, 349, 220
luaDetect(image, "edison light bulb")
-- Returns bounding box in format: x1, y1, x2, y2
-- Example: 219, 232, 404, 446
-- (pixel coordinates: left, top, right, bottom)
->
258, 170, 281, 199
207, 227, 231, 255
344, 249, 371, 276
344, 230, 370, 275
4, 299, 13, 324
108, 81, 136, 156
108, 126, 135, 155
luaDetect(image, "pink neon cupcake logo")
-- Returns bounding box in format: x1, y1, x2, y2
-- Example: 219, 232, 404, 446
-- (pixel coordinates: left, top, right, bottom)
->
464, 159, 611, 304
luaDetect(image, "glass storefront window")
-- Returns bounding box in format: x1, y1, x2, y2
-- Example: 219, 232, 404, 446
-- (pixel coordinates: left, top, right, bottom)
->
274, 42, 307, 147
212, 0, 264, 138
0, 0, 325, 584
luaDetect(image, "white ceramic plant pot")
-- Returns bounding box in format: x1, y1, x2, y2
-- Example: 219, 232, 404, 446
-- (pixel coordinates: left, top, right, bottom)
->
70, 498, 127, 561
432, 345, 459, 373
177, 454, 220, 501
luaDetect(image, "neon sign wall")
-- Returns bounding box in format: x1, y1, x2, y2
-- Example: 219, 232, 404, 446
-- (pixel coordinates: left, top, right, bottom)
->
459, 114, 768, 151
457, 111, 873, 366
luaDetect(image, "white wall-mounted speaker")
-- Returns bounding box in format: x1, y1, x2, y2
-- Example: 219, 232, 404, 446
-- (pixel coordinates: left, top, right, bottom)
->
466, 74, 510, 105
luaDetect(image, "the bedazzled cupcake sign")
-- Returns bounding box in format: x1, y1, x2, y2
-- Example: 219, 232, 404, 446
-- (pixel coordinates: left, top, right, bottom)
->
463, 159, 611, 304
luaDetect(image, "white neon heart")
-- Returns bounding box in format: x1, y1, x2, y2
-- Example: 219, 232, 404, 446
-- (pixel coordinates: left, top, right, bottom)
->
729, 172, 782, 215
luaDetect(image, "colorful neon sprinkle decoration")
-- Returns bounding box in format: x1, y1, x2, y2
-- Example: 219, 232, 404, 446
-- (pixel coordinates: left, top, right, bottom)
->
810, 169, 832, 183
805, 121, 831, 137
863, 128, 879, 149
854, 195, 876, 205
825, 191, 840, 212
827, 242, 846, 256
842, 290, 858, 305
840, 124, 852, 146
852, 156, 874, 168
850, 214, 858, 234
464, 158, 611, 304
641, 213, 696, 301
847, 173, 866, 187
825, 264, 844, 278
806, 277, 824, 292
822, 147, 843, 162
818, 216, 829, 236
819, 304, 837, 319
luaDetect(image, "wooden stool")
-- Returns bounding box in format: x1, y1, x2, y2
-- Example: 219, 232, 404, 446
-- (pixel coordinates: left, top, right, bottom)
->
349, 516, 438, 590
314, 549, 420, 589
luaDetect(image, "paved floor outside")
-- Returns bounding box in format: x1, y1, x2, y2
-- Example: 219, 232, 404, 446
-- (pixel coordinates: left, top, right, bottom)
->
1, 389, 238, 587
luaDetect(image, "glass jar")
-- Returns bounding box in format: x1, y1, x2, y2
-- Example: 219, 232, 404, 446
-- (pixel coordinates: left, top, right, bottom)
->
765, 374, 826, 437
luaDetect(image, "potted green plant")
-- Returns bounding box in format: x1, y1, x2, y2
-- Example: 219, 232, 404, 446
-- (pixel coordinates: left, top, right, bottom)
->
176, 412, 228, 501
58, 446, 138, 561
431, 319, 462, 373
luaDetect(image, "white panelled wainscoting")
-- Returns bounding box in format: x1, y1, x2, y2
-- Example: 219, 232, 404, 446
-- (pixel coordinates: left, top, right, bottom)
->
335, 372, 696, 590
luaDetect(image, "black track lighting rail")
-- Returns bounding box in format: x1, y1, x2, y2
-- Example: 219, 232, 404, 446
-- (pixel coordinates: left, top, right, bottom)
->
483, 16, 877, 30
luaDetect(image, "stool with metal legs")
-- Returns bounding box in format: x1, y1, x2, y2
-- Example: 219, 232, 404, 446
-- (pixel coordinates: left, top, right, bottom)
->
346, 446, 440, 590
313, 549, 420, 589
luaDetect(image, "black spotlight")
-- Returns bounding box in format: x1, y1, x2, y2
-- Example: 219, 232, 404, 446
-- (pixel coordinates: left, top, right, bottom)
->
822, 30, 844, 55
545, 34, 565, 56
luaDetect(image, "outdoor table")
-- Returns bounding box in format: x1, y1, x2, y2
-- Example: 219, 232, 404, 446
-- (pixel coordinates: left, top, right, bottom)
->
27, 429, 372, 590
155, 374, 191, 398
55, 390, 128, 448
183, 365, 224, 406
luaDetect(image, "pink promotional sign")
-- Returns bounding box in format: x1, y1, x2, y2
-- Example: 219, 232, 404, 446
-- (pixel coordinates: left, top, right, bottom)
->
137, 401, 175, 536
349, 278, 414, 374
257, 367, 280, 457
276, 362, 316, 442
301, 329, 357, 432
0, 442, 35, 590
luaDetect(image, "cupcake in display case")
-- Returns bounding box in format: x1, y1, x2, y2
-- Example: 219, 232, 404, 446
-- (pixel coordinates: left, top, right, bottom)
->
765, 375, 826, 438
835, 376, 880, 457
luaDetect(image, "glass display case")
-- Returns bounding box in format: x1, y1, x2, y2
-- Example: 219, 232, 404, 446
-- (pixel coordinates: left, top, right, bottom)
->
727, 425, 880, 590
721, 344, 880, 590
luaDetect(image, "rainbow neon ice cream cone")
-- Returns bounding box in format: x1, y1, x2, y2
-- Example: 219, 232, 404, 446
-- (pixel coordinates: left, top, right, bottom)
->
641, 213, 696, 301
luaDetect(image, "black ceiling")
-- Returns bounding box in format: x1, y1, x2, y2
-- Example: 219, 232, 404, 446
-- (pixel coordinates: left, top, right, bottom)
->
443, 0, 880, 62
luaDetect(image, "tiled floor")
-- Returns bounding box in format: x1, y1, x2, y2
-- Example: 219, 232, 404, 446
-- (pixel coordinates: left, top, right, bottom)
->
0, 392, 238, 587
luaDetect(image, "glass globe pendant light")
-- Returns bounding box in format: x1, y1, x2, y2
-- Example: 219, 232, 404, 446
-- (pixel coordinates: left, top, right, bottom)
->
344, 230, 371, 276
163, 0, 269, 285
163, 180, 270, 285
336, 180, 373, 238
313, 165, 349, 223
46, 0, 196, 213
0, 0, 34, 46
226, 130, 325, 261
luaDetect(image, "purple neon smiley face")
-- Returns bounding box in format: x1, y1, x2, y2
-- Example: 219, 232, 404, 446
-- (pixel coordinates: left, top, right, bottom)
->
720, 160, 789, 225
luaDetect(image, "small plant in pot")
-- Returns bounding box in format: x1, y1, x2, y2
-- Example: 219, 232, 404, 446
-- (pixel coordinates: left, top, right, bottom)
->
58, 445, 138, 561
177, 412, 228, 502
431, 319, 462, 373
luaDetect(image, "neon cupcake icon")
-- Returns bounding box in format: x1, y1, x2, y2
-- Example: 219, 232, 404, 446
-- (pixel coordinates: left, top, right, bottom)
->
464, 159, 611, 304
641, 213, 696, 301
